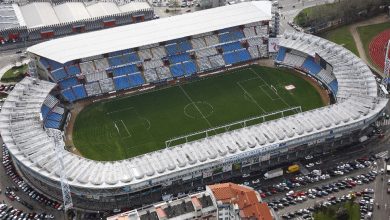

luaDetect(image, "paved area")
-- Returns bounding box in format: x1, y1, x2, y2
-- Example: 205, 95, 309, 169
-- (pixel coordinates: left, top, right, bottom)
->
0, 139, 64, 219
279, 0, 334, 33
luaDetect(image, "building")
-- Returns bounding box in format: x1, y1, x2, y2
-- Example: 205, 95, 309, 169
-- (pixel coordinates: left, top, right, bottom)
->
209, 183, 273, 220
0, 1, 154, 46
107, 183, 273, 220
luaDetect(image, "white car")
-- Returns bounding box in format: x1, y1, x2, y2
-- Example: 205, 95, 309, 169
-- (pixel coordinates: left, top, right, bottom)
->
252, 179, 260, 184
305, 155, 313, 160
306, 163, 314, 168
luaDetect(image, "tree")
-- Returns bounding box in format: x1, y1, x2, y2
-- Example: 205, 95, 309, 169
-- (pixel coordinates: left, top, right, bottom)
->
168, 0, 180, 13
336, 207, 349, 220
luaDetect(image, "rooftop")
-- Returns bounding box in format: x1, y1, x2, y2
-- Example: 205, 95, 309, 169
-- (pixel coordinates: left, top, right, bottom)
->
209, 183, 273, 220
27, 1, 272, 63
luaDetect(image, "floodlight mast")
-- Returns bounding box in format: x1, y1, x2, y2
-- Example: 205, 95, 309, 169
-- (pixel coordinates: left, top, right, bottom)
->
382, 40, 390, 90
46, 128, 73, 212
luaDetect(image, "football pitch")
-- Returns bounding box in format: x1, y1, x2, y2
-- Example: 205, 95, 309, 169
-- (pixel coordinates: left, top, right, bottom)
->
72, 65, 325, 161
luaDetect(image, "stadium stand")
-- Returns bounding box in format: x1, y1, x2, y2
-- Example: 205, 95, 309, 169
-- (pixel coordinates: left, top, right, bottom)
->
301, 56, 322, 75
72, 85, 87, 99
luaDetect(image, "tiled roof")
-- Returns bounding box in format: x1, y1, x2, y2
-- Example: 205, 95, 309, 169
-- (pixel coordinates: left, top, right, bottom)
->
209, 183, 273, 220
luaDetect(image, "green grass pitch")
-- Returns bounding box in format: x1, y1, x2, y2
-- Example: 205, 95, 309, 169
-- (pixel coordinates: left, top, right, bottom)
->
72, 65, 325, 161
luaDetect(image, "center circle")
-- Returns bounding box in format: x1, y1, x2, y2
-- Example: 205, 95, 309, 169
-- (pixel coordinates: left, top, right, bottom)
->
184, 101, 214, 119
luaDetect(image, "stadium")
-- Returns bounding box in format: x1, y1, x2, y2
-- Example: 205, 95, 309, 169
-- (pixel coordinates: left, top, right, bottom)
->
0, 1, 387, 211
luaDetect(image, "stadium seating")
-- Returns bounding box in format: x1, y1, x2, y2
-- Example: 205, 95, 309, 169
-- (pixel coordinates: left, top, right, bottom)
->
170, 64, 185, 77
99, 78, 115, 93
112, 64, 139, 77
128, 73, 145, 87
80, 61, 95, 74
113, 76, 131, 90
275, 47, 286, 62
169, 53, 190, 64
196, 57, 212, 71
301, 56, 322, 75
156, 66, 172, 80
219, 30, 245, 43
67, 65, 81, 76
51, 68, 67, 81
47, 112, 62, 121
85, 71, 107, 83
166, 44, 179, 55
236, 49, 251, 62
44, 119, 61, 129
204, 34, 219, 46
223, 52, 236, 65
43, 95, 59, 108
61, 89, 76, 102
85, 82, 102, 96
59, 77, 79, 89
41, 105, 50, 119
183, 61, 197, 76
109, 56, 123, 66
329, 80, 338, 95
72, 85, 87, 99
209, 55, 225, 68
221, 42, 242, 52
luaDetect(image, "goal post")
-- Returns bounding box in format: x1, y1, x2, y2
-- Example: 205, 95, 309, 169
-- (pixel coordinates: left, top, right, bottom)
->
165, 106, 302, 148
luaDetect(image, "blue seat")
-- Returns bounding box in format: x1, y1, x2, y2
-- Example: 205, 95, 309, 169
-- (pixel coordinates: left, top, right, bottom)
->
48, 60, 63, 70
276, 47, 287, 62
169, 53, 190, 64
40, 58, 50, 69
113, 76, 131, 90
44, 119, 61, 129
61, 89, 76, 102
178, 41, 192, 52
236, 49, 251, 62
301, 57, 322, 75
128, 73, 145, 87
51, 68, 67, 81
109, 50, 123, 57
72, 85, 87, 99
223, 52, 237, 65
59, 77, 79, 89
47, 112, 63, 122
128, 53, 140, 63
221, 42, 242, 52
166, 44, 178, 55
67, 65, 81, 75
219, 31, 244, 43
170, 64, 185, 77
41, 105, 50, 119
183, 61, 197, 76
328, 80, 338, 95
109, 56, 123, 66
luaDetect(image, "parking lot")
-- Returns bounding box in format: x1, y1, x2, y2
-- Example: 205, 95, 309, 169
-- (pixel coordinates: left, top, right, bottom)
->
0, 143, 64, 220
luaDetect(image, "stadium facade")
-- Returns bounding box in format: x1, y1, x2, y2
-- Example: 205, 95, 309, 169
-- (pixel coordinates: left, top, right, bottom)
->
0, 1, 387, 211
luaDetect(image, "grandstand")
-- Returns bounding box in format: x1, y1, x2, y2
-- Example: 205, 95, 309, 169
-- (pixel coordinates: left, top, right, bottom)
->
0, 1, 387, 212
0, 1, 153, 45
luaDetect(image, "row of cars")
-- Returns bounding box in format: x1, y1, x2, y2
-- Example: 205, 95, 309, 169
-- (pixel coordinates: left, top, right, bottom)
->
0, 204, 53, 220
268, 170, 377, 216
0, 85, 14, 92
280, 189, 375, 220
2, 144, 62, 214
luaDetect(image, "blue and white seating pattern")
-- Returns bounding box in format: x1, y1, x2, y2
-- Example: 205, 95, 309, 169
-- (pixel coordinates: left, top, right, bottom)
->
40, 95, 66, 129
301, 56, 322, 75
40, 25, 269, 102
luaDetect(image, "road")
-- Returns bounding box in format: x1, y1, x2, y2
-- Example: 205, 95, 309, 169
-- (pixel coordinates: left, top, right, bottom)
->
279, 0, 334, 33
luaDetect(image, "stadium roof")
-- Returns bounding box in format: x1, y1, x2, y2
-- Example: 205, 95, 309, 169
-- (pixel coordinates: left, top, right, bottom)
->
27, 1, 272, 64
20, 2, 59, 28
0, 32, 388, 189
53, 2, 91, 23
0, 4, 23, 30
118, 1, 151, 12
86, 2, 121, 17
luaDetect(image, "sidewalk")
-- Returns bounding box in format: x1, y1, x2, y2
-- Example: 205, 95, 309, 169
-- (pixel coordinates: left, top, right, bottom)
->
0, 59, 29, 84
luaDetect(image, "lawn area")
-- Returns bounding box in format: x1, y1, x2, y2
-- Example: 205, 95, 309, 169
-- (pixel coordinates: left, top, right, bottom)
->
320, 26, 359, 56
1, 64, 27, 82
72, 65, 325, 161
314, 201, 360, 220
357, 22, 390, 66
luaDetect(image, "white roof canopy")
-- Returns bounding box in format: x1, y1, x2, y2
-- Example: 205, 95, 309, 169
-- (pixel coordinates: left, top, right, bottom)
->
27, 1, 272, 64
